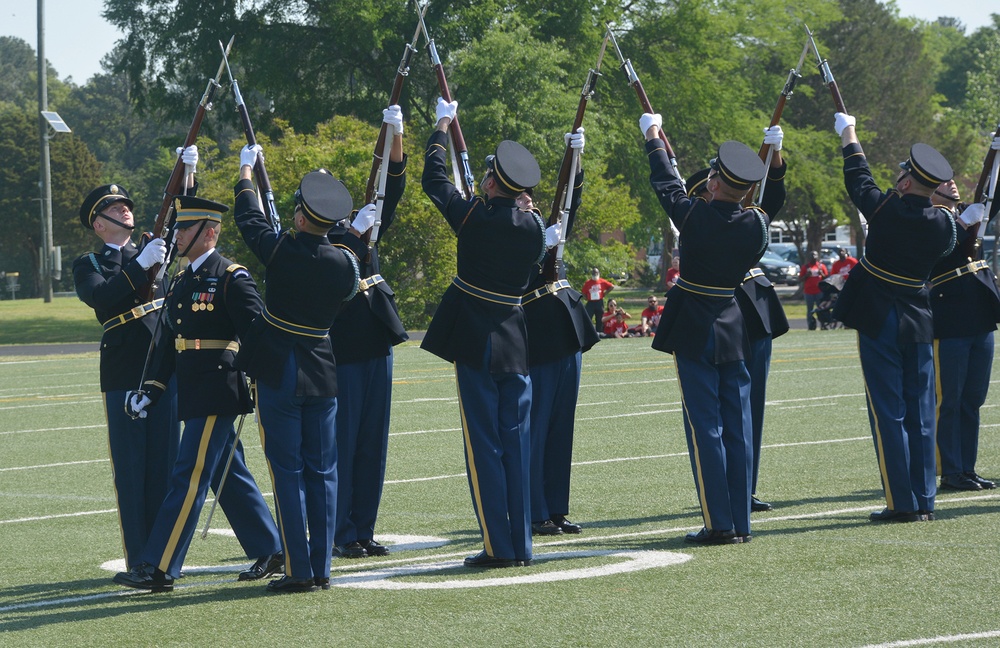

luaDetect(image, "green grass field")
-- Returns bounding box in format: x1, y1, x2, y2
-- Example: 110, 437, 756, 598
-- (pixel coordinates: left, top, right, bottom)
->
2, 331, 998, 647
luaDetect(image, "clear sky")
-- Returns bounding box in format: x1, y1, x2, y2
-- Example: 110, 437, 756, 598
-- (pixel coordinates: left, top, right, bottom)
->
0, 0, 996, 86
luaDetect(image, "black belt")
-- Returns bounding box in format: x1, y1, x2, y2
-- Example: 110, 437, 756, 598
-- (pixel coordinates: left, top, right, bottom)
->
675, 277, 734, 298
359, 274, 385, 292
930, 260, 989, 287
522, 280, 571, 305
452, 277, 522, 306
860, 256, 924, 290
262, 307, 330, 339
102, 299, 164, 332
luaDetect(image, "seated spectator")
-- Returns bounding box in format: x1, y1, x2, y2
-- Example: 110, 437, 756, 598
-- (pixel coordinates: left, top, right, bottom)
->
603, 309, 631, 338
664, 256, 680, 293
634, 295, 663, 337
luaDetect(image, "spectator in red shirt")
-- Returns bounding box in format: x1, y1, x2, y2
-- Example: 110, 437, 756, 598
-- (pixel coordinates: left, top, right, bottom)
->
831, 247, 858, 277
664, 257, 680, 293
603, 310, 631, 338
582, 267, 616, 329
800, 251, 828, 331
635, 295, 664, 336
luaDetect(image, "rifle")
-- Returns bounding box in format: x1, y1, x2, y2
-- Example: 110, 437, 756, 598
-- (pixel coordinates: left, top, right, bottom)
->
541, 35, 609, 282
220, 39, 279, 234
606, 26, 681, 239
417, 9, 476, 200
805, 25, 848, 114
743, 36, 811, 208
365, 2, 428, 248
963, 121, 1000, 260
141, 37, 233, 301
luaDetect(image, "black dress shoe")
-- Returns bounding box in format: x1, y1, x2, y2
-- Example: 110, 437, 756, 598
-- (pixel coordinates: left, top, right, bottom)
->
361, 539, 389, 557
265, 575, 318, 594
750, 496, 773, 512
332, 541, 367, 559
314, 577, 331, 590
919, 510, 935, 521
737, 533, 753, 543
515, 559, 533, 567
113, 562, 174, 592
238, 552, 285, 581
552, 515, 582, 534
531, 520, 563, 536
869, 508, 923, 523
940, 474, 982, 491
463, 551, 515, 569
684, 527, 740, 545
965, 471, 996, 489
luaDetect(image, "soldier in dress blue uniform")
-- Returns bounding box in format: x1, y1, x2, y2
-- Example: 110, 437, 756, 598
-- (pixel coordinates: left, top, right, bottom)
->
329, 106, 409, 559
421, 98, 559, 568
641, 112, 778, 545
831, 112, 957, 523
73, 181, 179, 570
929, 177, 1000, 492
112, 196, 283, 593
688, 126, 790, 514
518, 129, 599, 537
233, 145, 370, 593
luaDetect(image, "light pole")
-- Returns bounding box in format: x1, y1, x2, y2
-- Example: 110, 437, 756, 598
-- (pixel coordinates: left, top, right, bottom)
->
37, 0, 70, 302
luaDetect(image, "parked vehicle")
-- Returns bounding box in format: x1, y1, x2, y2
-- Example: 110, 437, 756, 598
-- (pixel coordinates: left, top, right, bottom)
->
757, 250, 800, 286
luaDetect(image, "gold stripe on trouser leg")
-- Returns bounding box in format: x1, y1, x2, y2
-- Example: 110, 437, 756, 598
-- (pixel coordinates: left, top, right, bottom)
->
859, 331, 894, 510
455, 364, 493, 556
102, 393, 129, 565
159, 415, 217, 573
256, 402, 291, 577
673, 363, 711, 529
933, 338, 943, 475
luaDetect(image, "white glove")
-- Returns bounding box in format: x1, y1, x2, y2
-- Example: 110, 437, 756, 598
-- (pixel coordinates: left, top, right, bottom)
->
959, 202, 986, 228
241, 144, 262, 169
639, 113, 662, 138
125, 390, 151, 420
383, 104, 404, 134
565, 127, 585, 151
762, 125, 783, 151
135, 238, 167, 270
435, 97, 458, 124
351, 203, 378, 232
834, 112, 856, 136
991, 135, 1000, 151
545, 223, 562, 248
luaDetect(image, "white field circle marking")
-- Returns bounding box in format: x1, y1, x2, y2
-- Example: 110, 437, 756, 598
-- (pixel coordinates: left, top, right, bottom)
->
329, 549, 691, 590
98, 534, 450, 573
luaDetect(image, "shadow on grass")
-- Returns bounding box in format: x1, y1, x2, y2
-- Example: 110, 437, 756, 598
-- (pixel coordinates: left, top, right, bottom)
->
0, 317, 101, 345
0, 576, 273, 633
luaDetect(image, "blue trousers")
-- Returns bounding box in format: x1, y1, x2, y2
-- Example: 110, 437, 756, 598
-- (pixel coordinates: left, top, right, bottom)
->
674, 330, 753, 536
747, 336, 772, 495
257, 353, 337, 580
934, 332, 994, 476
858, 309, 937, 513
528, 352, 582, 523
454, 342, 532, 562
334, 351, 393, 546
140, 414, 281, 578
103, 378, 179, 568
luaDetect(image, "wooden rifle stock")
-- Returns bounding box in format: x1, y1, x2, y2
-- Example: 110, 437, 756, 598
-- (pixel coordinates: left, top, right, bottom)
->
365, 7, 425, 207
806, 26, 848, 114
742, 37, 811, 208
541, 39, 608, 282
959, 121, 1000, 260
973, 122, 1000, 204
607, 27, 681, 241
220, 40, 279, 234
419, 11, 476, 199
141, 39, 232, 301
